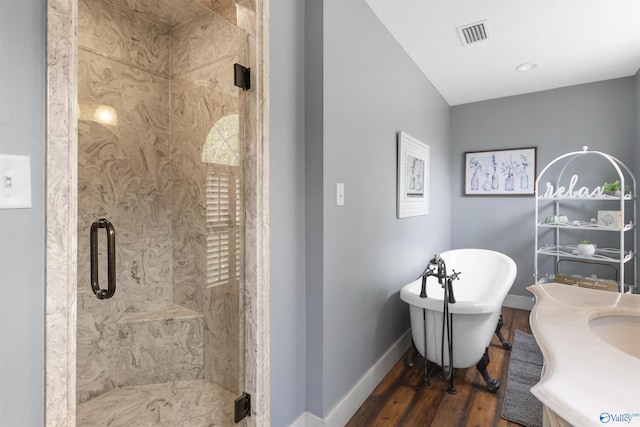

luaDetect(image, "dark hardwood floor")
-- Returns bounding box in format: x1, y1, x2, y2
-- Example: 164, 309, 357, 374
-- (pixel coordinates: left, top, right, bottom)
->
346, 306, 532, 427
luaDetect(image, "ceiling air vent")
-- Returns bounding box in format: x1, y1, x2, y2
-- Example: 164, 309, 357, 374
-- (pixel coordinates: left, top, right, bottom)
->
456, 20, 489, 46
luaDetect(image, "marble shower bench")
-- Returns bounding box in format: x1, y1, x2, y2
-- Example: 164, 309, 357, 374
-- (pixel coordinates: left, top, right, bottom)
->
116, 304, 204, 388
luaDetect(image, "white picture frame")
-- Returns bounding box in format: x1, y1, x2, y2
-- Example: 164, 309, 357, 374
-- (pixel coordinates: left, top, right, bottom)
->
397, 131, 429, 218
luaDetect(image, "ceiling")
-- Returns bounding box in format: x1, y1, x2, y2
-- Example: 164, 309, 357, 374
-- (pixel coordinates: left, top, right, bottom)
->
364, 0, 640, 106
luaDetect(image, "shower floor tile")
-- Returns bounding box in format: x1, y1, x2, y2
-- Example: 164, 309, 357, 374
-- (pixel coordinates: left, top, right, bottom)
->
77, 379, 236, 426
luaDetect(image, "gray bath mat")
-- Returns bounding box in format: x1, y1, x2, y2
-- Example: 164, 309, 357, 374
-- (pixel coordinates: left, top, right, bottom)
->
500, 330, 544, 427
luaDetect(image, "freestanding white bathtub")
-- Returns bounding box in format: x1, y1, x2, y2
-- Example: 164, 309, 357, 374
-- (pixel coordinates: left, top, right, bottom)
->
400, 248, 517, 391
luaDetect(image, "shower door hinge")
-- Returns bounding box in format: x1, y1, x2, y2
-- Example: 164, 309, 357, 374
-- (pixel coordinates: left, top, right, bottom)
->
234, 63, 251, 91
234, 392, 251, 423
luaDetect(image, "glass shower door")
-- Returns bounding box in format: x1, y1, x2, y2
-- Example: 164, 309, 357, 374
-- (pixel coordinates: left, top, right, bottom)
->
75, 1, 250, 424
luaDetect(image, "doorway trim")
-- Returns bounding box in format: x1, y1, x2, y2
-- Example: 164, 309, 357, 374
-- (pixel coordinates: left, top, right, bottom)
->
44, 1, 270, 425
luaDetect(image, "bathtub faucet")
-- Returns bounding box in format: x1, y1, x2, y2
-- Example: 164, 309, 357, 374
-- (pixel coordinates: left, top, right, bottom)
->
419, 255, 447, 298
426, 255, 460, 304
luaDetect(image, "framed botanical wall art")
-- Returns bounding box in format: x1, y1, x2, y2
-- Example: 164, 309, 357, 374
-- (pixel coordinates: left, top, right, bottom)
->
465, 147, 537, 196
397, 131, 429, 218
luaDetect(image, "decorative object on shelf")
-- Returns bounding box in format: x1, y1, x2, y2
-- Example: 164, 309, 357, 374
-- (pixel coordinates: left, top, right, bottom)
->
541, 174, 604, 198
575, 241, 596, 257
464, 147, 536, 196
544, 215, 569, 225
397, 131, 429, 218
554, 274, 619, 292
601, 180, 630, 197
597, 210, 622, 229
571, 218, 597, 227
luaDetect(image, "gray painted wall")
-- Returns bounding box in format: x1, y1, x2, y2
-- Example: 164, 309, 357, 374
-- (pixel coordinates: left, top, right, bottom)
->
304, 0, 325, 416
269, 0, 308, 425
321, 0, 451, 417
0, 0, 46, 425
451, 77, 637, 297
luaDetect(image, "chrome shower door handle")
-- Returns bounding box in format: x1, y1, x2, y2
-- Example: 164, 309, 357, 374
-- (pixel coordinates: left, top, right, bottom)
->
90, 218, 116, 299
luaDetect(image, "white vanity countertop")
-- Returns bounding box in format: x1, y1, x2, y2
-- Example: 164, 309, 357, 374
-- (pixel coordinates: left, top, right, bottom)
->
528, 283, 640, 427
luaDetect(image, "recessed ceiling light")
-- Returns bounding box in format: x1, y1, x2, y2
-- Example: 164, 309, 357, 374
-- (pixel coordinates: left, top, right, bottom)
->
516, 62, 538, 72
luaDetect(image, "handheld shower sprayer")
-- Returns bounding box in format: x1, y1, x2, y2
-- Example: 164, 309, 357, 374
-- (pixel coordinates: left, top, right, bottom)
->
429, 255, 439, 265
430, 255, 446, 285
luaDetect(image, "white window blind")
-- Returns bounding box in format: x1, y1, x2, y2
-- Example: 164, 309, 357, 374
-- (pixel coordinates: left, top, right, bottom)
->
205, 166, 240, 288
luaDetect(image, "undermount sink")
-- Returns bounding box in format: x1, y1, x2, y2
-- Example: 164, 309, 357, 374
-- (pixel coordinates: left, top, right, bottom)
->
589, 314, 640, 359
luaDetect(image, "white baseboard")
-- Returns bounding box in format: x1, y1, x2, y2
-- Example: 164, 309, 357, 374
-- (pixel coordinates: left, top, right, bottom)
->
290, 330, 412, 427
288, 412, 306, 427
290, 296, 530, 427
304, 412, 324, 427
503, 293, 534, 311
324, 330, 412, 427
289, 411, 323, 427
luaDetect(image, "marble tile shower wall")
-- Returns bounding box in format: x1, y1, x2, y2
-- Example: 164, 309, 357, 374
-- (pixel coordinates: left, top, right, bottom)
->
77, 0, 244, 403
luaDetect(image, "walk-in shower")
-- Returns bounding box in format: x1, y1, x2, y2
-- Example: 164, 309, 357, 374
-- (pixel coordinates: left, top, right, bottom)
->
74, 0, 254, 424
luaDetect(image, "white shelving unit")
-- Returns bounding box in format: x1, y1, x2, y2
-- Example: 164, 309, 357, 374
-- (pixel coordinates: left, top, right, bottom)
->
534, 147, 637, 293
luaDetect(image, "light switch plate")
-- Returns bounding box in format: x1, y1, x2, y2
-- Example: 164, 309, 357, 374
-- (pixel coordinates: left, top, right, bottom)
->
0, 154, 32, 209
336, 183, 344, 206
